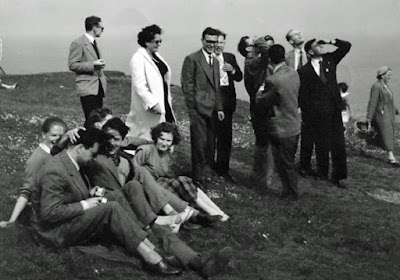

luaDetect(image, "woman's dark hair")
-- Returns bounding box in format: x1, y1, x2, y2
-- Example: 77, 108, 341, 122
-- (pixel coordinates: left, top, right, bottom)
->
102, 117, 130, 138
338, 82, 349, 92
138, 24, 162, 48
84, 107, 113, 128
150, 122, 181, 145
42, 117, 67, 133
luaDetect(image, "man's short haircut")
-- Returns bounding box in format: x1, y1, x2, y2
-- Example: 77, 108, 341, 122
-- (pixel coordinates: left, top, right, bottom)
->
237, 36, 250, 57
202, 27, 219, 39
217, 30, 227, 39
41, 117, 67, 133
150, 122, 181, 145
84, 107, 113, 128
102, 117, 130, 139
74, 127, 109, 149
268, 44, 286, 64
285, 29, 294, 42
85, 16, 102, 31
304, 39, 316, 54
338, 82, 349, 92
137, 24, 162, 48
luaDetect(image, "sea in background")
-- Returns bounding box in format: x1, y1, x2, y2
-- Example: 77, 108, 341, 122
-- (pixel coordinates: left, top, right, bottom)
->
1, 33, 399, 119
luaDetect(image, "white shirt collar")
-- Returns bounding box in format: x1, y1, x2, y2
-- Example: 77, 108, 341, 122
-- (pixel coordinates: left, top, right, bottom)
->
84, 33, 95, 44
310, 57, 322, 75
67, 150, 80, 171
202, 49, 213, 64
273, 62, 285, 74
39, 143, 51, 154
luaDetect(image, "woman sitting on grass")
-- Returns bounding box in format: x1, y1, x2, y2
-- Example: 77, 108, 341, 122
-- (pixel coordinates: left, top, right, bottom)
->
0, 117, 67, 228
134, 122, 229, 221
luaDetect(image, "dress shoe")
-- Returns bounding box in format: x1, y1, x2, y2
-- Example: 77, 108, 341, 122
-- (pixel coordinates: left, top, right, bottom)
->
143, 259, 182, 276
280, 193, 299, 201
164, 255, 183, 268
200, 246, 233, 278
298, 166, 318, 178
190, 213, 222, 226
332, 179, 346, 189
182, 221, 202, 230
388, 159, 400, 167
220, 173, 239, 184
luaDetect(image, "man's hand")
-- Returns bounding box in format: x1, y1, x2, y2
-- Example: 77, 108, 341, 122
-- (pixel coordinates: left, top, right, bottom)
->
218, 111, 225, 121
222, 63, 234, 72
85, 197, 102, 209
63, 127, 85, 144
94, 59, 106, 69
151, 103, 162, 114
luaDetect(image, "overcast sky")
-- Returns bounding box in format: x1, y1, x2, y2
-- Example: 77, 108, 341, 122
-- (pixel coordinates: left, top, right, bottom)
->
1, 0, 399, 40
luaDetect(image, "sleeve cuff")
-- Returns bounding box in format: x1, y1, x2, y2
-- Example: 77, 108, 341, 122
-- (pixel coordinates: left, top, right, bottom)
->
80, 200, 89, 211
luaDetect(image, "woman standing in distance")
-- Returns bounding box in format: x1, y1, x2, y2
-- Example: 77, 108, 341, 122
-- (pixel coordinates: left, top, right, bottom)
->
126, 25, 175, 141
364, 66, 399, 165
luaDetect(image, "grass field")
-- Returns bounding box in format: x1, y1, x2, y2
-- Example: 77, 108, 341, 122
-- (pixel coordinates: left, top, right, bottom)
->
1, 72, 400, 280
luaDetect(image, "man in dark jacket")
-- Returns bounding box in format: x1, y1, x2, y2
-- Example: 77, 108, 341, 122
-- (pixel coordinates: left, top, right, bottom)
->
255, 44, 301, 200
298, 38, 351, 188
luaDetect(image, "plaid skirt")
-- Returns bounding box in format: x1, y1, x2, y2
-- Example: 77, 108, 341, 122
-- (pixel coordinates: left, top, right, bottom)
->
156, 176, 199, 204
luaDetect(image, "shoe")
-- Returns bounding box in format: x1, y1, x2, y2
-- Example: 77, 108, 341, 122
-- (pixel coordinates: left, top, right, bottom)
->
315, 172, 328, 181
332, 179, 346, 189
143, 259, 182, 276
220, 173, 239, 184
164, 255, 183, 269
298, 166, 318, 178
280, 193, 299, 201
200, 246, 233, 278
190, 213, 222, 226
220, 214, 230, 222
182, 221, 202, 230
170, 215, 184, 233
388, 159, 400, 167
360, 149, 372, 158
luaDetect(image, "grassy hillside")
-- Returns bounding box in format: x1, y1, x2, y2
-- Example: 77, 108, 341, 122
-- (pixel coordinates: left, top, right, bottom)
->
1, 72, 400, 280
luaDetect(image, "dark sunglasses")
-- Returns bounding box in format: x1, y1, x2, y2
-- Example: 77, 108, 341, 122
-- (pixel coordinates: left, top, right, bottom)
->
152, 40, 162, 44
204, 39, 217, 44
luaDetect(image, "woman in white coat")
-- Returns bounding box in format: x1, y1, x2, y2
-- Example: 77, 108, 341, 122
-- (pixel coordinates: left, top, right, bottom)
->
126, 25, 176, 141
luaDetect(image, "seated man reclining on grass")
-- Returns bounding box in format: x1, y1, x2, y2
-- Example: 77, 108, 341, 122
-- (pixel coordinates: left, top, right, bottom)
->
45, 124, 233, 277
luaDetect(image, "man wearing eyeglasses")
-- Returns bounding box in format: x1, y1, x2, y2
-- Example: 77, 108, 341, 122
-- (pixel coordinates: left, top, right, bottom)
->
181, 27, 224, 187
69, 16, 107, 120
212, 30, 243, 183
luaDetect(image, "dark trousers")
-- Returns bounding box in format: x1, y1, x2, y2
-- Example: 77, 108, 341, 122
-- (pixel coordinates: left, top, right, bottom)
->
42, 201, 147, 255
299, 114, 316, 170
213, 110, 233, 175
312, 111, 347, 180
80, 83, 104, 120
250, 97, 274, 187
120, 181, 198, 266
270, 134, 299, 196
189, 110, 216, 184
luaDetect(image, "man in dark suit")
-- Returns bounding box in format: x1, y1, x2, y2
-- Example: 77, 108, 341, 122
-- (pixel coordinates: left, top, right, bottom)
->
212, 30, 243, 182
285, 29, 317, 177
31, 128, 181, 276
69, 16, 107, 120
298, 38, 351, 188
181, 27, 224, 186
255, 44, 301, 200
